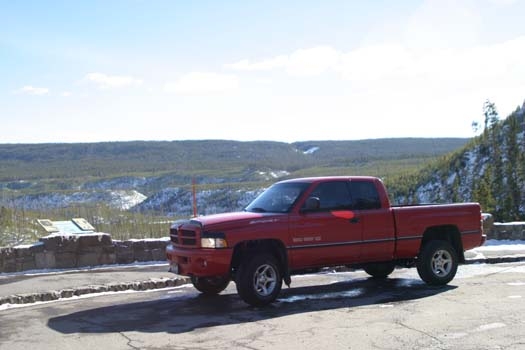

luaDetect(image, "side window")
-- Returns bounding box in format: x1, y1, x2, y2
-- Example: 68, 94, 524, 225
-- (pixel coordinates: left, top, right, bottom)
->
307, 181, 352, 210
349, 181, 381, 210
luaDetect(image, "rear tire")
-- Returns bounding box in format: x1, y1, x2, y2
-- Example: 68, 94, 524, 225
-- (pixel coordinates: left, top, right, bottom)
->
364, 262, 395, 278
417, 240, 458, 285
191, 275, 230, 295
235, 253, 283, 307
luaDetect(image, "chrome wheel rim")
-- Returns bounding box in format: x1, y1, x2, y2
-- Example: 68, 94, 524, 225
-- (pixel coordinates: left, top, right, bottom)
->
253, 264, 277, 297
431, 249, 453, 277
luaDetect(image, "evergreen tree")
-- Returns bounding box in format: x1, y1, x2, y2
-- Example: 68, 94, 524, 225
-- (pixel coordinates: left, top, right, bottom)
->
472, 165, 496, 215
483, 99, 499, 131
505, 114, 521, 220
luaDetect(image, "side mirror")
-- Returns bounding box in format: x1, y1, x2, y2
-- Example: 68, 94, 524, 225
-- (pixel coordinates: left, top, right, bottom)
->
303, 197, 320, 211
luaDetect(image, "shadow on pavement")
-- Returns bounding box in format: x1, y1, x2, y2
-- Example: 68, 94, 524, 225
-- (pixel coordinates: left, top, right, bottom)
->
48, 276, 455, 335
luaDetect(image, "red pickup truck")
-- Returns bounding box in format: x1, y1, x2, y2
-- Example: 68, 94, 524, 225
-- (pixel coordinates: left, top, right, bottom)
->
166, 176, 485, 306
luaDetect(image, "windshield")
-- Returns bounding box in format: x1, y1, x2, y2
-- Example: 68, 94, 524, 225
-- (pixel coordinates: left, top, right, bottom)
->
245, 182, 309, 213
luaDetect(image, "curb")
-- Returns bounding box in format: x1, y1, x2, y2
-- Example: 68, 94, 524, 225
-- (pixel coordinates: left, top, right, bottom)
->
464, 255, 525, 265
0, 276, 190, 307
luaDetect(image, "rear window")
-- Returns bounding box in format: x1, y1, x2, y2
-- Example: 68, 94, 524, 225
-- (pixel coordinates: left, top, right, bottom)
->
349, 181, 381, 210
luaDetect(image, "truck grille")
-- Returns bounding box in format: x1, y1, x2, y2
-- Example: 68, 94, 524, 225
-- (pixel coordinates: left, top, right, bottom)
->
170, 227, 198, 247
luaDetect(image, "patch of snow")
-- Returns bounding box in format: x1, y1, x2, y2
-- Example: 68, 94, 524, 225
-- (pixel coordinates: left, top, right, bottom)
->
269, 170, 290, 178
125, 237, 170, 242
474, 323, 506, 332
494, 221, 525, 225
7, 189, 148, 211
0, 261, 169, 279
0, 284, 188, 311
303, 146, 320, 154
13, 241, 44, 249
480, 240, 525, 250
278, 288, 364, 303
446, 173, 457, 186
109, 190, 147, 210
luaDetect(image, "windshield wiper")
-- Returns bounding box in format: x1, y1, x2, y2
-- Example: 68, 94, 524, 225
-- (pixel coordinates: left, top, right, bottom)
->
248, 207, 267, 213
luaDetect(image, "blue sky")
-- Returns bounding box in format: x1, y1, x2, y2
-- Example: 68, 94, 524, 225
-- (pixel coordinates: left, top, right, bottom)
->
1, 0, 524, 143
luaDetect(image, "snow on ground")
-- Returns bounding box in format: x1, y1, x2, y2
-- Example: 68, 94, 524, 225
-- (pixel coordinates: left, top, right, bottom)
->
0, 261, 169, 279
0, 284, 192, 311
303, 146, 320, 154
480, 239, 525, 250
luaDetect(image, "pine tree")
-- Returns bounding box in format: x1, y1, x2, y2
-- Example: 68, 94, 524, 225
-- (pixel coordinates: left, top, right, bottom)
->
505, 114, 521, 220
472, 166, 496, 215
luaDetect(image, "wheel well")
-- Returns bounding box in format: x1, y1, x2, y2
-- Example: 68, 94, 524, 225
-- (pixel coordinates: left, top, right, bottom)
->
421, 225, 465, 262
231, 239, 289, 282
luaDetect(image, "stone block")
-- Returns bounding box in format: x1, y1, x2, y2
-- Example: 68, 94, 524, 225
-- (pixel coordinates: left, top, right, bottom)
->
115, 241, 134, 263
40, 235, 64, 251
60, 289, 75, 298
55, 252, 77, 268
40, 291, 61, 302
78, 233, 112, 249
35, 251, 56, 269
16, 256, 36, 271
29, 243, 45, 254
2, 256, 17, 273
15, 247, 33, 258
79, 246, 103, 255
116, 248, 134, 264
77, 251, 116, 267
131, 240, 146, 252
145, 240, 169, 250
0, 248, 13, 272
511, 225, 525, 240
59, 236, 79, 253
133, 249, 153, 262
151, 248, 165, 261
77, 252, 100, 267
482, 213, 494, 232
17, 293, 36, 304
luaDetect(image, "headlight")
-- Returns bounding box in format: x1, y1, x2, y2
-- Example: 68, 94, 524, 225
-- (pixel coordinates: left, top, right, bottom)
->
201, 232, 228, 248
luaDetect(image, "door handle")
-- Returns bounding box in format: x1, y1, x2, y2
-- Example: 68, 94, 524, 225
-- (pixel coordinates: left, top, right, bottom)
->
349, 217, 360, 223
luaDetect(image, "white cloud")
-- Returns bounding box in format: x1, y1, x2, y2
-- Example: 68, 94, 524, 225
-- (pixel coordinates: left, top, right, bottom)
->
225, 35, 525, 92
286, 46, 340, 77
164, 72, 239, 95
226, 46, 340, 77
487, 0, 519, 5
83, 72, 143, 89
225, 55, 288, 71
15, 85, 49, 95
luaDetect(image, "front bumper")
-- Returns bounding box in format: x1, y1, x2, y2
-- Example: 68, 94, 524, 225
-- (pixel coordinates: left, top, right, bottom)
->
166, 244, 232, 277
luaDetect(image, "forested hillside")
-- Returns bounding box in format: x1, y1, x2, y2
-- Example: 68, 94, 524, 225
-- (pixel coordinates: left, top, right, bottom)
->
2, 98, 524, 248
391, 101, 525, 222
0, 137, 468, 246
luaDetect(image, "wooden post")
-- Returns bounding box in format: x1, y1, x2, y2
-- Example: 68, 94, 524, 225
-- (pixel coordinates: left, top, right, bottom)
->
192, 177, 197, 217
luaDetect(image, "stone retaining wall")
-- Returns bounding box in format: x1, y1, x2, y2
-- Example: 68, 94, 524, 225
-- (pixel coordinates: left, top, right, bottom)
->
487, 222, 525, 240
0, 233, 170, 273
482, 214, 525, 240
1, 219, 524, 273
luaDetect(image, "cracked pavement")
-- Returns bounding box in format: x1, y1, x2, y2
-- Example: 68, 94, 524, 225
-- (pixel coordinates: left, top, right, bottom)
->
0, 262, 524, 350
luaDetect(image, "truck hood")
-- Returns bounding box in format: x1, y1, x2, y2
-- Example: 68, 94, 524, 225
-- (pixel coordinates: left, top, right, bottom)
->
191, 211, 284, 231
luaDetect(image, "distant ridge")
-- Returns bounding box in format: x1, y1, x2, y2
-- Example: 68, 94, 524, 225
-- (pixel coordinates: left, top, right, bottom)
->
0, 138, 469, 182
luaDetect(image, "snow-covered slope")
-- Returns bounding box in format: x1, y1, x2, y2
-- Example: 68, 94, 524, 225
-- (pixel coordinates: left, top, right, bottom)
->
9, 190, 147, 211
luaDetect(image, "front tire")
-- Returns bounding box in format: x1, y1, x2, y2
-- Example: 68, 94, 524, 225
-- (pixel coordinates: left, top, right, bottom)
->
235, 253, 283, 307
191, 275, 230, 295
364, 262, 395, 278
417, 240, 458, 285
